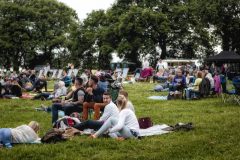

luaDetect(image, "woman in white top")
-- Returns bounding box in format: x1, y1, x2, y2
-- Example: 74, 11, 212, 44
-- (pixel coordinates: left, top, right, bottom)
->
91, 95, 139, 139
0, 121, 39, 148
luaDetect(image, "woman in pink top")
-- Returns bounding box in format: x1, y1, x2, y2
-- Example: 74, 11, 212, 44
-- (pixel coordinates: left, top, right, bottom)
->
214, 72, 222, 95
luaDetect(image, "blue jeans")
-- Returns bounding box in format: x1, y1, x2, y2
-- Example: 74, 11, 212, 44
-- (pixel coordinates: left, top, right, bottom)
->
185, 89, 192, 100
33, 92, 51, 100
73, 120, 104, 131
52, 103, 83, 124
0, 128, 12, 148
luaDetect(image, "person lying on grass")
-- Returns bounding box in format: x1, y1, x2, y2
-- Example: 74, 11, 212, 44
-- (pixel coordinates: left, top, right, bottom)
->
0, 121, 40, 149
90, 95, 139, 140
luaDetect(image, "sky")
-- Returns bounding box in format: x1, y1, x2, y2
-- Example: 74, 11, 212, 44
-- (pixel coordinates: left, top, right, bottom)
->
58, 0, 116, 20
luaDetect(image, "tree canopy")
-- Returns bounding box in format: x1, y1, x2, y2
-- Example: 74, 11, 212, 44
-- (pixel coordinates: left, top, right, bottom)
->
0, 0, 239, 69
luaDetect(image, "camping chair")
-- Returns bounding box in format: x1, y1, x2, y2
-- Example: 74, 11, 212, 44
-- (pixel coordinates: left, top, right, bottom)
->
67, 69, 73, 77
121, 68, 129, 82
222, 76, 240, 105
43, 69, 48, 78
56, 69, 63, 79
134, 73, 141, 82
38, 70, 44, 78
73, 69, 79, 77
51, 69, 58, 79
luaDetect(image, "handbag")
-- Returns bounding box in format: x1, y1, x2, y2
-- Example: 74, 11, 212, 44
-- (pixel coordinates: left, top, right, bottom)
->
138, 117, 153, 129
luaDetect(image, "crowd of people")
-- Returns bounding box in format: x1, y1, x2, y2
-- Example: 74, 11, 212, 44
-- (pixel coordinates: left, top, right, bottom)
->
141, 59, 228, 100
0, 65, 141, 148
0, 60, 230, 148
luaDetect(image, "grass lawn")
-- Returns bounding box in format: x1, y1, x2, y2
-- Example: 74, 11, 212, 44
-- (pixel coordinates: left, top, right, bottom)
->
0, 82, 240, 160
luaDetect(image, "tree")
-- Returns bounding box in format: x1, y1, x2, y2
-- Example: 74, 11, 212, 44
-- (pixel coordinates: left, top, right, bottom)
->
197, 0, 240, 55
0, 0, 78, 69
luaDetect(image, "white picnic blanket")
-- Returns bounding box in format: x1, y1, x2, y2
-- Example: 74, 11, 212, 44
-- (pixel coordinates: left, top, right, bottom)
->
139, 124, 171, 137
82, 124, 171, 137
148, 96, 168, 100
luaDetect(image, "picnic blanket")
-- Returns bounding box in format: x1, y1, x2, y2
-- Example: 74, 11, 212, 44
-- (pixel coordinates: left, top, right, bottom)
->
148, 96, 168, 100
81, 124, 171, 137
21, 93, 37, 99
139, 124, 171, 137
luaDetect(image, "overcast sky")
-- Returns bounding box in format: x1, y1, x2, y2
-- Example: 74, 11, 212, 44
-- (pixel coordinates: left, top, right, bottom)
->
58, 0, 115, 20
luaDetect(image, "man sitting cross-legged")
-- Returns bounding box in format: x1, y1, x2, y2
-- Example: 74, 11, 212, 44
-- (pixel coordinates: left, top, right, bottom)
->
82, 75, 105, 120
73, 92, 119, 131
51, 77, 85, 124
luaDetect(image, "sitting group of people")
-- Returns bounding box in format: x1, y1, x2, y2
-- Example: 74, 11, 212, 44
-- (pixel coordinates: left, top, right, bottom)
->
0, 70, 48, 98
37, 74, 138, 140
153, 65, 227, 100
0, 70, 139, 148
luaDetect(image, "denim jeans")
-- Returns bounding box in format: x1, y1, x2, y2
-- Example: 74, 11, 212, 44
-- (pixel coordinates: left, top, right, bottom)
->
94, 117, 137, 139
52, 103, 83, 124
0, 128, 12, 148
185, 89, 192, 100
73, 120, 104, 131
34, 92, 51, 100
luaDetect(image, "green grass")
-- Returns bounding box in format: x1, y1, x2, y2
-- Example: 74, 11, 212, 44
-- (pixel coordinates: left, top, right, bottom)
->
0, 83, 240, 160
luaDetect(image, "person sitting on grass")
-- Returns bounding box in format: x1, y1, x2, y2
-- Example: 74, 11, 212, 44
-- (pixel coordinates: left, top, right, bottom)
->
51, 77, 85, 124
185, 71, 203, 100
90, 95, 139, 140
61, 70, 72, 87
169, 68, 186, 98
118, 90, 135, 113
73, 92, 119, 131
82, 75, 105, 120
1, 78, 22, 98
171, 68, 186, 92
32, 81, 67, 100
26, 75, 47, 93
0, 121, 40, 149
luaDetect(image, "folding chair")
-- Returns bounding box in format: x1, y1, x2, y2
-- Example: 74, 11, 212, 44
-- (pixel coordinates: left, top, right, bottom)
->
51, 69, 58, 79
56, 69, 63, 79
43, 69, 48, 77
67, 69, 73, 77
134, 73, 141, 82
38, 70, 44, 78
121, 68, 129, 82
73, 69, 79, 77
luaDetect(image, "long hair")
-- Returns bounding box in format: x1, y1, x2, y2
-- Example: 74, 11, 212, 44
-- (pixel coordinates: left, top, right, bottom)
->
117, 95, 127, 110
28, 121, 40, 133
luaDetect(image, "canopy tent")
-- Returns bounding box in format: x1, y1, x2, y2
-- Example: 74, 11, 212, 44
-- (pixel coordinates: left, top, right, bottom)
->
206, 51, 240, 63
206, 51, 240, 79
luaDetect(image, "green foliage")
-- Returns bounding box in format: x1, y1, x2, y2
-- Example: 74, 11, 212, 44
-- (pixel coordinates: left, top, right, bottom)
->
0, 0, 78, 69
0, 83, 240, 159
0, 0, 240, 69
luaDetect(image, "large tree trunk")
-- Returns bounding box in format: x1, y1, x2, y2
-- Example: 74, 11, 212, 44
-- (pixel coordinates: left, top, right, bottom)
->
159, 35, 167, 59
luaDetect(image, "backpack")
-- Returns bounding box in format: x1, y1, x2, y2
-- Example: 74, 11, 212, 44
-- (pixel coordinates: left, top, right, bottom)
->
53, 116, 80, 130
41, 128, 66, 143
199, 78, 211, 97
